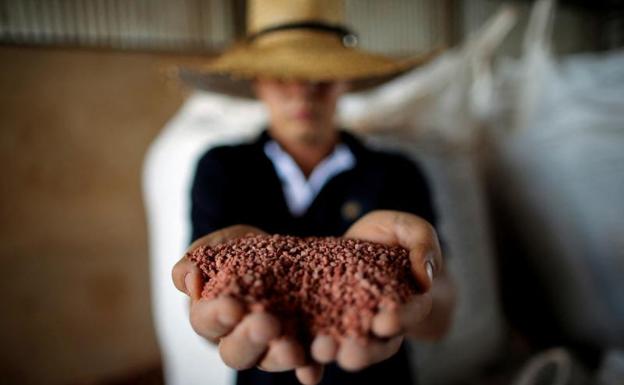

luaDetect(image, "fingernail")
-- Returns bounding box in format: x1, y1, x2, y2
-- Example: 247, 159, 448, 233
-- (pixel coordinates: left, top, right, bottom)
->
425, 261, 434, 283
184, 273, 193, 296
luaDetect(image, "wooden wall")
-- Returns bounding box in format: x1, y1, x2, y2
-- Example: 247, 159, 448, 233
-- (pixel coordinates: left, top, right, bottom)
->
0, 45, 191, 385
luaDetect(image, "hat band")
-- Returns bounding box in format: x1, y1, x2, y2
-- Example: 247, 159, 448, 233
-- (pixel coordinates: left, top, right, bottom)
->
248, 21, 359, 47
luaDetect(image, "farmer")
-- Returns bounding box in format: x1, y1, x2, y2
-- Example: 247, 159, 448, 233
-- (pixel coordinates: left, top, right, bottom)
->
172, 1, 455, 384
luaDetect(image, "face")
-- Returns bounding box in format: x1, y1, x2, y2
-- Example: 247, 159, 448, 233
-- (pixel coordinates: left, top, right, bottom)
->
254, 78, 348, 146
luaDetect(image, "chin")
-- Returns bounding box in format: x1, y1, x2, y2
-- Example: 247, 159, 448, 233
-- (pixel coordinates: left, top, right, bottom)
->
302, 131, 339, 147
282, 118, 334, 144
297, 133, 321, 145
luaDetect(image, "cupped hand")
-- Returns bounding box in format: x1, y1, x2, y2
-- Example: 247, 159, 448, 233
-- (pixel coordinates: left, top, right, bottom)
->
310, 210, 446, 372
172, 225, 324, 385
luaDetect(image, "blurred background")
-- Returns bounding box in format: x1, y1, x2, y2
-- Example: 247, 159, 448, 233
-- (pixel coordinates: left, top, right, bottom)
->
1, 1, 623, 384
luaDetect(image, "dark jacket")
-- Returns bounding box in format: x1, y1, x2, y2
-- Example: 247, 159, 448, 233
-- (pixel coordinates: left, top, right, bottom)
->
191, 130, 437, 385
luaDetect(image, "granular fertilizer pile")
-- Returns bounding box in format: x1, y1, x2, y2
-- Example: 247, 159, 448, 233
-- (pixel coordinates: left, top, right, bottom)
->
187, 234, 419, 341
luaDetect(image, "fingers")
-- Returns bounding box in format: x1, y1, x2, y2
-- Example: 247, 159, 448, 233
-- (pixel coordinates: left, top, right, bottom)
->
173, 224, 267, 298
371, 293, 433, 339
189, 296, 245, 342
344, 210, 442, 291
408, 242, 437, 292
172, 258, 203, 299
311, 332, 406, 374
295, 364, 324, 385
190, 297, 311, 372
336, 336, 403, 372
401, 293, 432, 324
219, 312, 281, 370
372, 308, 402, 338
400, 293, 434, 338
310, 332, 403, 372
311, 334, 338, 364
258, 337, 306, 371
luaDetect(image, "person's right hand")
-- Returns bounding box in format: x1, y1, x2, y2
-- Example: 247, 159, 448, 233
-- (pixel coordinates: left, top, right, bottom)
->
172, 225, 324, 385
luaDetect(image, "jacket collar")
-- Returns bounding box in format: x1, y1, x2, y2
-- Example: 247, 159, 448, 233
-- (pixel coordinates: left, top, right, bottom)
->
253, 128, 368, 162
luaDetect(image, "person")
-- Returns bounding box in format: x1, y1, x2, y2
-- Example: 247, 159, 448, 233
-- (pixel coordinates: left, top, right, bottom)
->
172, 1, 456, 384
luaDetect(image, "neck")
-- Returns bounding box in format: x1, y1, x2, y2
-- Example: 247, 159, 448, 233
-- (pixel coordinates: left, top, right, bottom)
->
269, 128, 339, 177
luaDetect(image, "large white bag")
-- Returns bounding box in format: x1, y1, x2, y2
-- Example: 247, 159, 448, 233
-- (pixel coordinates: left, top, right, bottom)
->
143, 95, 265, 385
487, 0, 624, 348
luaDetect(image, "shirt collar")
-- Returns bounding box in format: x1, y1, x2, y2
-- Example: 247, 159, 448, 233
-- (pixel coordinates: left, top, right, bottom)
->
263, 135, 356, 217
255, 129, 367, 161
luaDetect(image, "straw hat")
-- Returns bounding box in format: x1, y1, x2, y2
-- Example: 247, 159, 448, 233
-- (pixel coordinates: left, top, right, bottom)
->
177, 0, 437, 98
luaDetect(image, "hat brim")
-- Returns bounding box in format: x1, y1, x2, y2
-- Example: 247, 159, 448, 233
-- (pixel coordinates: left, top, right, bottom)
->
173, 39, 440, 99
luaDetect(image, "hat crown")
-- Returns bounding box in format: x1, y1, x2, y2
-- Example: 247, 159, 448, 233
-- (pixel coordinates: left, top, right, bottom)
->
247, 0, 345, 34
178, 0, 434, 99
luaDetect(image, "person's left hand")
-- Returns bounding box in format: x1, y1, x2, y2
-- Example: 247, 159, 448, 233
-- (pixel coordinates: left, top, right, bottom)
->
309, 210, 455, 372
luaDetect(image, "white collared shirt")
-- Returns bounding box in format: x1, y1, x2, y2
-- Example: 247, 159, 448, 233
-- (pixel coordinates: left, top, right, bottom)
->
264, 140, 356, 217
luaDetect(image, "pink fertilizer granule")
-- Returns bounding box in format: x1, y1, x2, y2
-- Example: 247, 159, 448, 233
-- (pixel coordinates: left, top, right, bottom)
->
187, 234, 419, 341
